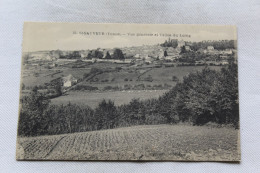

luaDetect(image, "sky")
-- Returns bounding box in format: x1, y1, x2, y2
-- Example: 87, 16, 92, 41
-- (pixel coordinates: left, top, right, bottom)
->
22, 22, 237, 52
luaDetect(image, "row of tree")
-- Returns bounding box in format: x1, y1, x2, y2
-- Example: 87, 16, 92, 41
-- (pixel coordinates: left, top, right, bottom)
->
86, 48, 125, 60
18, 62, 239, 137
190, 40, 236, 51
161, 39, 236, 51
161, 39, 178, 48
58, 48, 125, 60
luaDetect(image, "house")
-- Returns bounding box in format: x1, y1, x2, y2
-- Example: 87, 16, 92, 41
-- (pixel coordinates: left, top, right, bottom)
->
51, 63, 58, 67
222, 49, 233, 55
207, 46, 214, 50
63, 74, 78, 87
80, 51, 89, 58
220, 55, 229, 59
177, 40, 185, 48
134, 59, 144, 65
165, 56, 176, 61
185, 46, 191, 51
144, 56, 153, 64
134, 54, 141, 59
102, 50, 113, 59
195, 60, 205, 66
197, 48, 205, 54
167, 47, 175, 52
221, 60, 229, 65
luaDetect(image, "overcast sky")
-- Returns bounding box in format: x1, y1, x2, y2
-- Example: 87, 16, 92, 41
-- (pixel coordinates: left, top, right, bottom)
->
22, 22, 237, 52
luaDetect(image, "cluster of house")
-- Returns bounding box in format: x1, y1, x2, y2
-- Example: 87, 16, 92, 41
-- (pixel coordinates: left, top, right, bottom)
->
197, 46, 233, 55
26, 39, 236, 68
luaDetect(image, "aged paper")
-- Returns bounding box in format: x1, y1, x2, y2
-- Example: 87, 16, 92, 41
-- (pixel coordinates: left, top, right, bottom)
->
17, 22, 240, 161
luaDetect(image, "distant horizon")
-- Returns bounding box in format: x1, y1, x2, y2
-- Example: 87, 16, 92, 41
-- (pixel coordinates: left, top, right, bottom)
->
23, 39, 236, 53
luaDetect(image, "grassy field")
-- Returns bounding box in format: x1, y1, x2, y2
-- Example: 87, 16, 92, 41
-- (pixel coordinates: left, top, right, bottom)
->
48, 65, 221, 108
140, 66, 221, 83
51, 90, 167, 108
21, 62, 221, 89
82, 65, 222, 89
16, 125, 240, 161
21, 67, 91, 88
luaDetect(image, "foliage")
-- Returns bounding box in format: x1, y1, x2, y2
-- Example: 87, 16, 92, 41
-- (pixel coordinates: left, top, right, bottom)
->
18, 88, 49, 136
190, 40, 236, 51
54, 79, 62, 96
172, 76, 179, 82
90, 67, 102, 74
113, 49, 125, 60
180, 46, 186, 54
21, 83, 25, 90
94, 100, 118, 130
161, 40, 235, 51
104, 51, 111, 59
18, 63, 239, 137
164, 50, 168, 57
71, 85, 98, 91
161, 39, 178, 48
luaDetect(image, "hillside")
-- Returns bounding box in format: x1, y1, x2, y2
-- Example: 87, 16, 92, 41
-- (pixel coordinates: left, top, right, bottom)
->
17, 125, 240, 161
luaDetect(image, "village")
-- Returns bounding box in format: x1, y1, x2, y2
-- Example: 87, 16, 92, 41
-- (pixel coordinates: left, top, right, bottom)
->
25, 39, 236, 67
20, 39, 237, 101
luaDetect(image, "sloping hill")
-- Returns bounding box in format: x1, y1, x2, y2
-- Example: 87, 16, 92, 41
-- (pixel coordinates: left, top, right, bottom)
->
16, 125, 240, 161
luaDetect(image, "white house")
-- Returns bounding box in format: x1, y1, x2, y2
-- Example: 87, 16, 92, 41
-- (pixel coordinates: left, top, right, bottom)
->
134, 54, 141, 59
207, 46, 214, 50
185, 46, 191, 51
177, 40, 185, 48
222, 49, 233, 55
63, 74, 78, 87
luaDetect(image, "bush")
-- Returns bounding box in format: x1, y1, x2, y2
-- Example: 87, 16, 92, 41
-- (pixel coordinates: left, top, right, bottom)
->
83, 73, 90, 78
143, 75, 153, 82
113, 49, 124, 60
133, 84, 145, 90
72, 85, 98, 91
101, 79, 109, 82
18, 63, 239, 137
90, 67, 102, 74
103, 86, 112, 90
172, 76, 179, 82
164, 83, 172, 88
124, 84, 132, 90
115, 67, 122, 71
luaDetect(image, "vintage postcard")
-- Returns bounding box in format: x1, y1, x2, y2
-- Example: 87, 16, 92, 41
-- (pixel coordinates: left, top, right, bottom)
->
16, 22, 240, 161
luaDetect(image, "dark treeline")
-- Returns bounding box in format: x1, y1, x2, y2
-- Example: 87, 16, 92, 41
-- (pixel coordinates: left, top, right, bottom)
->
18, 62, 239, 137
189, 40, 236, 51
161, 40, 236, 51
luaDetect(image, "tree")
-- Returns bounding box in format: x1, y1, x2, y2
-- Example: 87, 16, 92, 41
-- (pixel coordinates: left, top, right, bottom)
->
87, 52, 92, 59
160, 39, 178, 48
21, 83, 25, 90
54, 79, 62, 96
113, 49, 124, 60
95, 100, 118, 129
172, 76, 179, 82
96, 51, 104, 59
18, 87, 49, 136
72, 51, 80, 58
171, 39, 178, 48
164, 50, 168, 57
180, 46, 186, 54
104, 51, 111, 59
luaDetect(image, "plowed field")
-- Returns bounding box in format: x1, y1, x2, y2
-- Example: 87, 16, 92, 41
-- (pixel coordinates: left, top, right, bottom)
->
16, 125, 240, 161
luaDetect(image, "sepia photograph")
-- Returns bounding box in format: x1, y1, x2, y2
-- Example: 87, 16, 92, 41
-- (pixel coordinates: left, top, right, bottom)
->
16, 22, 240, 161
